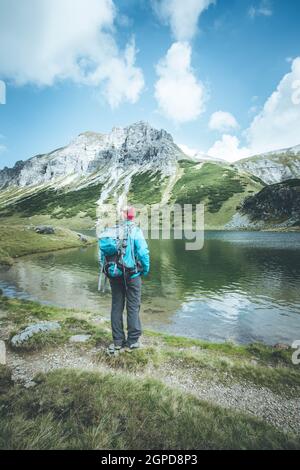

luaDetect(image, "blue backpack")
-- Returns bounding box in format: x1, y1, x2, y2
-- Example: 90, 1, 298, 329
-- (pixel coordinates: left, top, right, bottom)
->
98, 224, 138, 279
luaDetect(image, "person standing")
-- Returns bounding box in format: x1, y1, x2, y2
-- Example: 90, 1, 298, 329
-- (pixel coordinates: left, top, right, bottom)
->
99, 206, 150, 354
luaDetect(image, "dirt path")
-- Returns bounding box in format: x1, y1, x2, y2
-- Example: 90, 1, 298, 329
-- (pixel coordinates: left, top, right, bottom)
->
5, 342, 300, 436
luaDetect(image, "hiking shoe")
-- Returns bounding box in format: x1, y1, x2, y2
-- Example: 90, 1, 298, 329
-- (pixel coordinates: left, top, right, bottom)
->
106, 343, 124, 355
125, 341, 141, 353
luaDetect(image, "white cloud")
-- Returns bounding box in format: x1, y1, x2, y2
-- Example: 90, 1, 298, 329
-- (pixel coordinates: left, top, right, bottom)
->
208, 57, 300, 161
0, 0, 144, 107
153, 0, 215, 41
85, 38, 144, 108
248, 0, 273, 18
209, 111, 238, 132
208, 135, 251, 162
178, 143, 198, 157
153, 1, 215, 123
247, 57, 300, 154
155, 42, 206, 123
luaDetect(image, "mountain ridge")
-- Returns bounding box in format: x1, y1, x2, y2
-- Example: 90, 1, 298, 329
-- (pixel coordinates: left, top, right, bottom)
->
0, 121, 186, 191
234, 145, 300, 184
0, 122, 299, 230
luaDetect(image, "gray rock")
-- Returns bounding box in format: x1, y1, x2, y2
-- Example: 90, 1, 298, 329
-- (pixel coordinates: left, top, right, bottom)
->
35, 225, 55, 235
274, 343, 290, 351
77, 233, 88, 243
11, 321, 61, 347
0, 340, 6, 365
69, 334, 91, 343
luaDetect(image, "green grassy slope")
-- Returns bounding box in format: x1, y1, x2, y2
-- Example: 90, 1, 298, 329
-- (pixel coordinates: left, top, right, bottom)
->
0, 225, 95, 265
0, 183, 103, 220
127, 170, 169, 205
170, 161, 264, 228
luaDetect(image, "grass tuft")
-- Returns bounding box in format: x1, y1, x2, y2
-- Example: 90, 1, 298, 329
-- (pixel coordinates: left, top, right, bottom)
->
0, 368, 299, 450
97, 347, 159, 372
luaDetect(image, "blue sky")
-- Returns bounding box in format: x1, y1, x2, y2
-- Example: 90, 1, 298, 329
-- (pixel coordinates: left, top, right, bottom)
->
0, 0, 300, 169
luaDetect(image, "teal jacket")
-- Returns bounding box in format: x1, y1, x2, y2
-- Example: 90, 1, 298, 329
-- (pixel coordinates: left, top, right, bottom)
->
127, 222, 150, 278
99, 221, 150, 278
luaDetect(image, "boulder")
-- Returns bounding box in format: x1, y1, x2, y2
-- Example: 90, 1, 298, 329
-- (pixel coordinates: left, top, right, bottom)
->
35, 225, 55, 235
10, 321, 61, 348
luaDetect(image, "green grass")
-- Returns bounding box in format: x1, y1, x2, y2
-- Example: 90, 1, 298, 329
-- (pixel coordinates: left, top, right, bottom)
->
0, 182, 104, 220
9, 329, 70, 352
1, 297, 300, 449
172, 163, 245, 210
127, 171, 168, 205
0, 367, 298, 450
170, 162, 263, 228
153, 331, 294, 366
0, 297, 110, 352
0, 224, 95, 265
0, 162, 264, 229
1, 296, 299, 392
97, 346, 161, 372
166, 349, 300, 395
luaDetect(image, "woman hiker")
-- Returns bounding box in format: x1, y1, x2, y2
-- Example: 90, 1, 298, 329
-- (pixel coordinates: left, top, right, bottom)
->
98, 206, 150, 354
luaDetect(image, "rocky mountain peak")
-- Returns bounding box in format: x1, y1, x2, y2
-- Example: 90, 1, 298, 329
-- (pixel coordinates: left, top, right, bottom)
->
0, 122, 184, 190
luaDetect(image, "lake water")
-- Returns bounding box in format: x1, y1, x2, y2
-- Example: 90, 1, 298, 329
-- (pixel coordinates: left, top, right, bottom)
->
1, 231, 300, 345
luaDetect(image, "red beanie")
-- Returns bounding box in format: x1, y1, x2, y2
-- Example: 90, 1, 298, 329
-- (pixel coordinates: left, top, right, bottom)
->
123, 206, 135, 220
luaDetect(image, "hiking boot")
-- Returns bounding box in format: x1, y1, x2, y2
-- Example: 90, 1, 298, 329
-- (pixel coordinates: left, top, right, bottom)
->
106, 343, 124, 355
125, 341, 141, 353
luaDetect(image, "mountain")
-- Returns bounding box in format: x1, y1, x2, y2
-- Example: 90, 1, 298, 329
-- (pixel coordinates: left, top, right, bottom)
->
229, 180, 300, 230
1, 121, 294, 230
234, 145, 300, 185
0, 122, 185, 190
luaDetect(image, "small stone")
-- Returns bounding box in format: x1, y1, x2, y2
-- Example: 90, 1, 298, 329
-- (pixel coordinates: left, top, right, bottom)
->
69, 334, 91, 343
274, 343, 290, 350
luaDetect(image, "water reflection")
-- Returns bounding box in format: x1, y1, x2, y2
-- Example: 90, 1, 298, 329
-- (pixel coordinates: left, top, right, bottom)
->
1, 231, 300, 344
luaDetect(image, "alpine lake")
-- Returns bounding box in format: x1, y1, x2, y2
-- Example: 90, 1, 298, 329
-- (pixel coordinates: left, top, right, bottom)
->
1, 230, 300, 346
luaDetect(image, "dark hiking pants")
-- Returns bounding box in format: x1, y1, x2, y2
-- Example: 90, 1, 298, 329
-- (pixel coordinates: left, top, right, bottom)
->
109, 275, 142, 346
